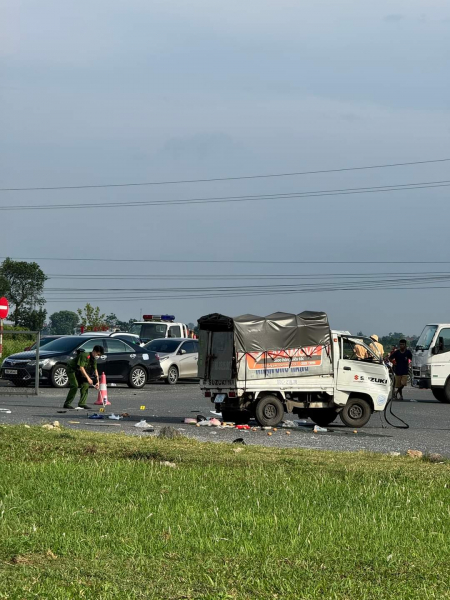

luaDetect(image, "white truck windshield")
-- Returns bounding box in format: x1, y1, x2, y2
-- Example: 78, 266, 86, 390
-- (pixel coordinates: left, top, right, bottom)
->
129, 323, 168, 342
416, 325, 438, 350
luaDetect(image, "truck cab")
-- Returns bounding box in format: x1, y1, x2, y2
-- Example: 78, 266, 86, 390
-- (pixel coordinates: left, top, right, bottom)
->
129, 315, 189, 344
412, 324, 450, 402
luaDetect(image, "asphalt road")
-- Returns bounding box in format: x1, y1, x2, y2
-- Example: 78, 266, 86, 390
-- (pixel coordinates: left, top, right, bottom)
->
0, 381, 449, 456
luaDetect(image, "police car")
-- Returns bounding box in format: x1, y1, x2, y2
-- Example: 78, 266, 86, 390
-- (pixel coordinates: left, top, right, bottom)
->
128, 315, 190, 344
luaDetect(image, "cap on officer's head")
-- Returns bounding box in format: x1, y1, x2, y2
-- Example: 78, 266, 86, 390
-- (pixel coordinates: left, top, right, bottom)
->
371, 334, 378, 342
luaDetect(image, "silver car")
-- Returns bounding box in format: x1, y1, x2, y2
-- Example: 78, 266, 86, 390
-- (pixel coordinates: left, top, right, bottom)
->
144, 338, 199, 384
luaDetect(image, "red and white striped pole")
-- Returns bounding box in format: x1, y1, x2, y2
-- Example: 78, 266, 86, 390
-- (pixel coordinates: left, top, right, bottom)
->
0, 297, 11, 359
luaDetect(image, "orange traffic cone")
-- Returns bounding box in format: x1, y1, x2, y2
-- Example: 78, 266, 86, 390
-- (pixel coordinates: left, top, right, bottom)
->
94, 372, 111, 406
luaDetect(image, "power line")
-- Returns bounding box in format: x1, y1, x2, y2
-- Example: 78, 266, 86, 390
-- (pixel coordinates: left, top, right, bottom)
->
4, 257, 450, 265
1, 179, 449, 211
43, 284, 450, 303
1, 157, 449, 192
43, 271, 450, 280
42, 273, 450, 297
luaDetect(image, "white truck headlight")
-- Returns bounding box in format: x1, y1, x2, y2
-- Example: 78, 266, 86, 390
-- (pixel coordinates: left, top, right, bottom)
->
421, 365, 431, 377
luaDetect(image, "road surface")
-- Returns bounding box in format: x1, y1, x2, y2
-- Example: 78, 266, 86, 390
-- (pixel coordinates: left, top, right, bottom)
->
0, 381, 448, 456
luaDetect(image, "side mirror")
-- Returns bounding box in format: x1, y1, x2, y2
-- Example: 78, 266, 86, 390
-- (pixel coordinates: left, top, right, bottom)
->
179, 349, 187, 355
432, 346, 439, 355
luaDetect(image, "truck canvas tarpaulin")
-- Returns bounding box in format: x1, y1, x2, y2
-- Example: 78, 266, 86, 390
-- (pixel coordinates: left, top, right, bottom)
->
198, 311, 332, 382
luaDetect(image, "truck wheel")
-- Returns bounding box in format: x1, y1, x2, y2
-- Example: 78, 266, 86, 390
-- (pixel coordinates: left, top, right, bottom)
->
221, 410, 250, 425
340, 397, 371, 428
255, 395, 284, 427
309, 409, 338, 427
432, 388, 448, 402
441, 380, 450, 403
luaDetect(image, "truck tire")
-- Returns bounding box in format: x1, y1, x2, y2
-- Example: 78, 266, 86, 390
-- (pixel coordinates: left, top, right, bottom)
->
432, 387, 448, 402
221, 410, 251, 425
51, 364, 69, 388
309, 409, 338, 427
255, 395, 284, 427
441, 380, 450, 403
340, 397, 372, 428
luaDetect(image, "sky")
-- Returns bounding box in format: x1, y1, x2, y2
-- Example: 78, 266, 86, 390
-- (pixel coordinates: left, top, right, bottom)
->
1, 0, 450, 335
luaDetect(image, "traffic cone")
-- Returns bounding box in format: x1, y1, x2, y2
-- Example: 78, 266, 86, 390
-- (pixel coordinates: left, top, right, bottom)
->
94, 372, 111, 406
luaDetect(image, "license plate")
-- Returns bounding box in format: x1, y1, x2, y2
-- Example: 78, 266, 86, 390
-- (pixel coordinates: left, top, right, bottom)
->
4, 369, 18, 375
215, 394, 226, 403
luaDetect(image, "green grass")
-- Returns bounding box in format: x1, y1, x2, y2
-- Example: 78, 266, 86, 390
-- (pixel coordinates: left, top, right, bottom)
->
1, 334, 34, 359
0, 426, 450, 599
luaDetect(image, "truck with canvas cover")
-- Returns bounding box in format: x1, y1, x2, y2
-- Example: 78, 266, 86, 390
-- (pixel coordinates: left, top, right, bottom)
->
198, 312, 392, 428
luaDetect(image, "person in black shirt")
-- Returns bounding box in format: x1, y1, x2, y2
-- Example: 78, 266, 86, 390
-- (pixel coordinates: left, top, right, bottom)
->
389, 339, 412, 400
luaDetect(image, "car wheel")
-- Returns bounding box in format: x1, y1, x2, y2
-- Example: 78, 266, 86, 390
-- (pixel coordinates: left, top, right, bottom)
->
51, 364, 69, 388
165, 365, 179, 385
340, 397, 372, 428
309, 409, 338, 427
255, 395, 284, 427
127, 366, 147, 389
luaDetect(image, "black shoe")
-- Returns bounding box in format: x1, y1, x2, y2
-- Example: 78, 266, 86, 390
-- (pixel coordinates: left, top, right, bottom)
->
63, 405, 75, 410
79, 405, 92, 410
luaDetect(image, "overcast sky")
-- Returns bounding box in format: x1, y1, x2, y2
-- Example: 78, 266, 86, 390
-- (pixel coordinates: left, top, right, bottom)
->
1, 0, 450, 335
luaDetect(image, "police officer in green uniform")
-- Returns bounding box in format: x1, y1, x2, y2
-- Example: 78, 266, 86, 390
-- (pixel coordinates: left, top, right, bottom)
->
64, 345, 104, 409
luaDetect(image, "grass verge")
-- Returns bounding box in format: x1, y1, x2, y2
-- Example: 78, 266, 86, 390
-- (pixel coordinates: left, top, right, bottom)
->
0, 425, 450, 599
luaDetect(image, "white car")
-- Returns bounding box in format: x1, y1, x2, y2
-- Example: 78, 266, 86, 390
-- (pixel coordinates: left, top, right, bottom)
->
144, 338, 199, 384
79, 332, 144, 346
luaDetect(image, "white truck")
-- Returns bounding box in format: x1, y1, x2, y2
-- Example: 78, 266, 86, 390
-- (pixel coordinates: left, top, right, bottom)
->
412, 323, 450, 403
128, 315, 190, 344
198, 311, 393, 428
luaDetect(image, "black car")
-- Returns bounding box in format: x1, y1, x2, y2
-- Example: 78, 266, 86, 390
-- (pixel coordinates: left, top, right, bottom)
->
1, 335, 162, 389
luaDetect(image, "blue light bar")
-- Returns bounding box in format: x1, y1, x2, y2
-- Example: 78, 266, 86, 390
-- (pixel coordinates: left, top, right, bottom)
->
161, 314, 175, 322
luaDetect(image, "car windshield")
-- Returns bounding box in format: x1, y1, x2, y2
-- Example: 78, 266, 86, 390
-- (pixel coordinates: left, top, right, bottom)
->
347, 337, 382, 362
129, 324, 141, 335
140, 323, 168, 341
29, 337, 60, 350
38, 337, 84, 353
146, 339, 180, 353
416, 325, 438, 350
41, 337, 58, 347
